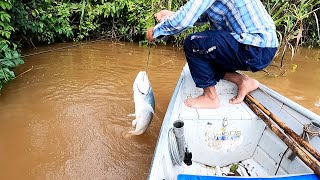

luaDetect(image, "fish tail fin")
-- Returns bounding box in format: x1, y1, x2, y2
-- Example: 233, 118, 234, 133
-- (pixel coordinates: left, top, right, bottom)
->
128, 130, 144, 135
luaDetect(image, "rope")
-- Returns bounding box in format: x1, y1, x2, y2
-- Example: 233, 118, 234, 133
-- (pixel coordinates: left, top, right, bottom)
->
168, 128, 182, 166
303, 124, 320, 137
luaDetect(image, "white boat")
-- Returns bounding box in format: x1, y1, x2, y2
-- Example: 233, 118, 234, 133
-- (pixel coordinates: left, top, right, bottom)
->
148, 64, 320, 180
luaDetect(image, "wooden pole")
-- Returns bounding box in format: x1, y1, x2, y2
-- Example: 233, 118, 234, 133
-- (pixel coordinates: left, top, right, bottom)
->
244, 96, 320, 176
246, 94, 320, 162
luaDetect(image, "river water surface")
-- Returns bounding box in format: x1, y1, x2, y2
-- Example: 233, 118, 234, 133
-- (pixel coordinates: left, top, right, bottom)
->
0, 41, 319, 179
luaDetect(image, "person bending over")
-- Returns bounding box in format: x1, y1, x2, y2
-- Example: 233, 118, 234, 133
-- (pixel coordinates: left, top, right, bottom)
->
146, 0, 278, 109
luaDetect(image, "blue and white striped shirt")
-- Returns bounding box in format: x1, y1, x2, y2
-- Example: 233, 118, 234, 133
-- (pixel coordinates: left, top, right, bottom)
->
153, 0, 278, 48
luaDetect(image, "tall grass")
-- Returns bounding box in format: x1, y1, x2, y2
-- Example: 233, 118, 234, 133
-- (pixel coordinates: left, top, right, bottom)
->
262, 0, 320, 67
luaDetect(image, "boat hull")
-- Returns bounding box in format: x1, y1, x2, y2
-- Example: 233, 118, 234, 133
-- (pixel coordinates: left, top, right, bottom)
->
148, 64, 320, 179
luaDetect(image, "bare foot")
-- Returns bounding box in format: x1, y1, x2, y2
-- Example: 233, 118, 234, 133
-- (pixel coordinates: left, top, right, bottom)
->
184, 86, 220, 109
229, 76, 259, 104
184, 94, 220, 109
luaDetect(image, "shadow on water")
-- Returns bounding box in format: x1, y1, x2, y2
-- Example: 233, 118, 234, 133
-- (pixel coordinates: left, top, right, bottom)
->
0, 41, 318, 179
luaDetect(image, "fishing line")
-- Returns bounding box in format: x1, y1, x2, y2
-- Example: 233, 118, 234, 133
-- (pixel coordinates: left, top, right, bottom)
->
21, 32, 172, 70
145, 43, 152, 73
21, 34, 125, 58
20, 30, 155, 58
152, 59, 173, 68
145, 16, 158, 73
18, 28, 174, 78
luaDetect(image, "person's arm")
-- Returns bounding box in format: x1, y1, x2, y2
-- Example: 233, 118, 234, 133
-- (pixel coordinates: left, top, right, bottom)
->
155, 10, 208, 25
155, 10, 174, 22
194, 14, 209, 26
152, 0, 214, 39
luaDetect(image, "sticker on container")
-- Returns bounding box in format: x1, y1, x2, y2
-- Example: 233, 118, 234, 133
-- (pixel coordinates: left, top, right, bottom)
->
204, 127, 243, 152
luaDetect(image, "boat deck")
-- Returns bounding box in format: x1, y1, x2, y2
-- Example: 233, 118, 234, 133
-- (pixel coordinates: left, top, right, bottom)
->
175, 67, 267, 169
180, 70, 257, 121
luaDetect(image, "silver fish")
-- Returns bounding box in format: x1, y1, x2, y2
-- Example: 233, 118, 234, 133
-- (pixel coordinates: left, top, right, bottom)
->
129, 71, 155, 135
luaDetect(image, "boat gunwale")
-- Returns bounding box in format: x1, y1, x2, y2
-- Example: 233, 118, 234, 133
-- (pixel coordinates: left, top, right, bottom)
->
148, 71, 185, 179
259, 84, 320, 123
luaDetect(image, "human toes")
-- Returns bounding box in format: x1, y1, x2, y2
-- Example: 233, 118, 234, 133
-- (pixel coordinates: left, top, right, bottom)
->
229, 96, 244, 104
184, 99, 192, 107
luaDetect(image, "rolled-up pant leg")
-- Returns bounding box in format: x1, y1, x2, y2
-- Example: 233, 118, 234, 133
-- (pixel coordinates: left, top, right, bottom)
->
183, 30, 276, 88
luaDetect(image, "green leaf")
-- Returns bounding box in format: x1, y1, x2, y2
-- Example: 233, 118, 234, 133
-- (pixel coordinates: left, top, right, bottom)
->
2, 67, 15, 81
0, 13, 11, 22
0, 68, 4, 79
1, 59, 15, 68
230, 163, 239, 173
0, 1, 11, 10
4, 31, 10, 39
0, 44, 8, 51
4, 50, 12, 59
13, 58, 24, 66
32, 11, 36, 17
12, 51, 19, 58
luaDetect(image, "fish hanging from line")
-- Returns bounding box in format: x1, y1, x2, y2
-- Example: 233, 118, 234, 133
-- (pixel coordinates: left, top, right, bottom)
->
128, 71, 155, 135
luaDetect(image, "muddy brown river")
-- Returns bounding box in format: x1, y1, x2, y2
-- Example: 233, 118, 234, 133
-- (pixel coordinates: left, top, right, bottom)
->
0, 41, 319, 179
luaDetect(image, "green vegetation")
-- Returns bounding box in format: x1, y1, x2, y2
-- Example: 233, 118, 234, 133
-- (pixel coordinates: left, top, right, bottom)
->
263, 0, 320, 66
0, 0, 319, 89
0, 0, 24, 89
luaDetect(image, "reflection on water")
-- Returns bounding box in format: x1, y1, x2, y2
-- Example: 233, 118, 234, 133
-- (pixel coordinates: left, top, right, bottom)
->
0, 41, 319, 179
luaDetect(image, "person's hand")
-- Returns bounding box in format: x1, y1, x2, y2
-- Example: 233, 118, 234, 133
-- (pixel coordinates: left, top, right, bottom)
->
146, 27, 154, 42
154, 10, 174, 22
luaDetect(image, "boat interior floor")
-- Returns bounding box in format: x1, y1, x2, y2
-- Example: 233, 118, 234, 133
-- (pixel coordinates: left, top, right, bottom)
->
161, 66, 316, 178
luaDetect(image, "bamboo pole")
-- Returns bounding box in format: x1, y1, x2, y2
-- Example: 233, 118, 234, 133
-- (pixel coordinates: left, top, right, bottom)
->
244, 96, 320, 176
246, 94, 320, 162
